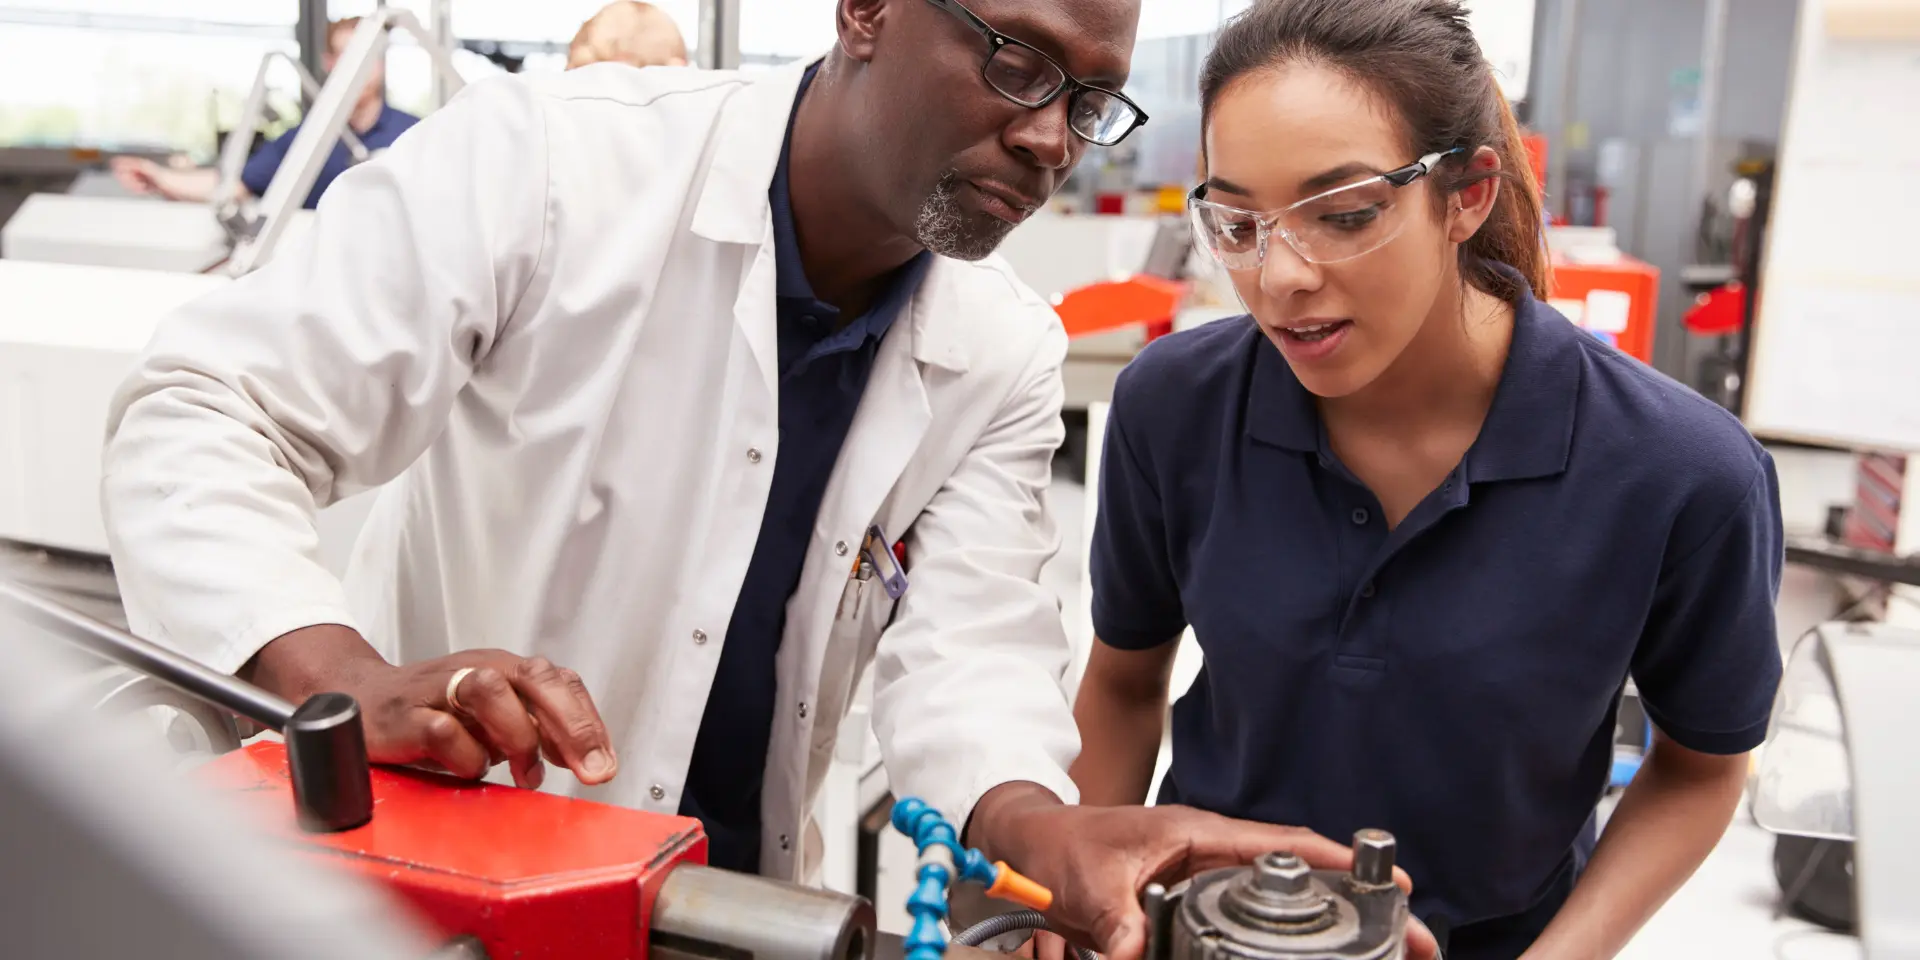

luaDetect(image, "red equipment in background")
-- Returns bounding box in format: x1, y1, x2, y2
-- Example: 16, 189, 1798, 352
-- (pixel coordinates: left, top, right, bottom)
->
1682, 281, 1747, 337
1052, 274, 1187, 344
1549, 255, 1662, 366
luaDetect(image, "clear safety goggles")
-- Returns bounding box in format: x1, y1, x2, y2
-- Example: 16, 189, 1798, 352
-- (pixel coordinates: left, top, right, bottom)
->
1188, 148, 1464, 270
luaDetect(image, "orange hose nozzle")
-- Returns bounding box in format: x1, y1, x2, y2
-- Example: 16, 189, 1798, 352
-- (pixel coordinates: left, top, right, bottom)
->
987, 862, 1054, 912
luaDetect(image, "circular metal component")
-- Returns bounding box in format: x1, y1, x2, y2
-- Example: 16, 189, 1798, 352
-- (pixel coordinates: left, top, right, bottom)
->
1220, 855, 1335, 931
748, 448, 764, 464
693, 629, 708, 644
1255, 854, 1311, 895
650, 784, 667, 800
652, 864, 875, 960
92, 670, 243, 757
1175, 864, 1391, 960
1350, 831, 1396, 888
836, 541, 850, 556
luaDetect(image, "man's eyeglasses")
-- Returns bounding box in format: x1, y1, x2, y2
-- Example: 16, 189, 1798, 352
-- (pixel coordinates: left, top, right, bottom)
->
1189, 149, 1467, 270
923, 0, 1148, 147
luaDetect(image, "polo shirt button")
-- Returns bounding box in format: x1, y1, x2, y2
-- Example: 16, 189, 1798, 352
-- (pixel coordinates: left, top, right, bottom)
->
1351, 508, 1370, 526
1360, 581, 1377, 598
649, 784, 666, 801
747, 447, 763, 464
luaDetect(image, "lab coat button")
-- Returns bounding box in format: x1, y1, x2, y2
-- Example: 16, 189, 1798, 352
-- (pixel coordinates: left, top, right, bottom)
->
649, 784, 666, 801
835, 541, 850, 556
692, 629, 708, 644
747, 447, 763, 464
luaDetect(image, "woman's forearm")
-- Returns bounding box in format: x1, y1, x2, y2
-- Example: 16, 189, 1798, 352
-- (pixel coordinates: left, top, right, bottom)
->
1069, 643, 1175, 806
1522, 734, 1750, 960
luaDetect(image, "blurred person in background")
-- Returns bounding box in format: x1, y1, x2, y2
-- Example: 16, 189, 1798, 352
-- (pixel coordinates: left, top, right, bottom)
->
566, 1, 690, 70
110, 17, 419, 210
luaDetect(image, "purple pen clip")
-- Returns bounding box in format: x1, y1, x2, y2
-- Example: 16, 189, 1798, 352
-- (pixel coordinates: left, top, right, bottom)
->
863, 524, 909, 600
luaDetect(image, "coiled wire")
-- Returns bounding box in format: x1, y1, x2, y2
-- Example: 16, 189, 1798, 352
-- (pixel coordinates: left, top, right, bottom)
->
951, 910, 1098, 960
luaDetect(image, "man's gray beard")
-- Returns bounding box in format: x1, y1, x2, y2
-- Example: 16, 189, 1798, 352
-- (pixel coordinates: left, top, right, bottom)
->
913, 172, 1016, 262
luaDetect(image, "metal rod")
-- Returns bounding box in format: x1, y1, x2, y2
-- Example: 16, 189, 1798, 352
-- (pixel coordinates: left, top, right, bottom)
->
1548, 0, 1583, 222
0, 579, 294, 729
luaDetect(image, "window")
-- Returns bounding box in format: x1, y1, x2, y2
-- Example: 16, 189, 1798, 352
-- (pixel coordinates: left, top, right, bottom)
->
0, 3, 298, 153
1465, 0, 1536, 101
738, 0, 837, 66
326, 0, 703, 110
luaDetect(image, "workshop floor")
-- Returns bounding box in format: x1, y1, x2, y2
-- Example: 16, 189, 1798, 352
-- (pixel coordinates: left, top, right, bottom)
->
1009, 443, 1868, 958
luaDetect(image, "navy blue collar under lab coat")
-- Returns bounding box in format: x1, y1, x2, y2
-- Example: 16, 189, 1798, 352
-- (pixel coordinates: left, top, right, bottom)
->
678, 63, 930, 875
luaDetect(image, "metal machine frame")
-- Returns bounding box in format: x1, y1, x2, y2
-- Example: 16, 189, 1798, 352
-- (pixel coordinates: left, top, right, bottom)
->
230, 6, 466, 274
211, 51, 370, 238
1753, 622, 1920, 957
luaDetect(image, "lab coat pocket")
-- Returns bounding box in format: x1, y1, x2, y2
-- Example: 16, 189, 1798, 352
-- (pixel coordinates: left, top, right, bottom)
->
812, 572, 877, 757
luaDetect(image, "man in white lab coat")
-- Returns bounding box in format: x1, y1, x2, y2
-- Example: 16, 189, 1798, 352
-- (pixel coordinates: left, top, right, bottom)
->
100, 1, 1369, 956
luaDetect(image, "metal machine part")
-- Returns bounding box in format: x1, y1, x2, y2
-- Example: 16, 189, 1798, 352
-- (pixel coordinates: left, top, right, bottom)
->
653, 864, 877, 960
213, 49, 370, 237
0, 579, 374, 832
2, 616, 436, 960
1148, 832, 1409, 960
230, 6, 466, 274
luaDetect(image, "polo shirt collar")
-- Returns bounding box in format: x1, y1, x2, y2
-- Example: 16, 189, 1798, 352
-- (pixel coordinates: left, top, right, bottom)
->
771, 66, 821, 302
1245, 269, 1583, 483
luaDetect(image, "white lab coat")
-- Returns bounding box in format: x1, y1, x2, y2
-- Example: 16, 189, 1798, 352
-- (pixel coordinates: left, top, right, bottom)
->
100, 59, 1081, 882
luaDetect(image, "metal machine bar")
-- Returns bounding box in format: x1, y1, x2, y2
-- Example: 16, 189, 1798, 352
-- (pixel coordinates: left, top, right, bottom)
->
699, 0, 741, 70
430, 0, 456, 111
0, 579, 375, 833
1547, 0, 1583, 222
215, 52, 369, 218
0, 6, 289, 39
231, 8, 466, 275
0, 579, 294, 729
1785, 535, 1920, 588
296, 0, 330, 107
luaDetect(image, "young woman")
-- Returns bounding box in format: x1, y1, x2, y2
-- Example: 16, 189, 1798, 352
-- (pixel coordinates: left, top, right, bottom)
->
1074, 2, 1784, 958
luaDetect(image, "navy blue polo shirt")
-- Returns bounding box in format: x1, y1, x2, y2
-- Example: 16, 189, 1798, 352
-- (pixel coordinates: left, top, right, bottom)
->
680, 65, 930, 874
240, 104, 419, 209
1090, 283, 1783, 956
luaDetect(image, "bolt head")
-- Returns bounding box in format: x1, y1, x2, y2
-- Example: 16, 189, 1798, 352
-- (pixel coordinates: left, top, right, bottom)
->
1351, 829, 1397, 885
1253, 852, 1312, 895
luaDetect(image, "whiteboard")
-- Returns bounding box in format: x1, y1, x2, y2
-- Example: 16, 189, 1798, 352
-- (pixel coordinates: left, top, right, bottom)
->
1744, 0, 1920, 452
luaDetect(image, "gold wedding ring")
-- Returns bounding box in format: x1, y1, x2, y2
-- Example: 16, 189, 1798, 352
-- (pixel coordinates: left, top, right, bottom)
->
445, 666, 477, 713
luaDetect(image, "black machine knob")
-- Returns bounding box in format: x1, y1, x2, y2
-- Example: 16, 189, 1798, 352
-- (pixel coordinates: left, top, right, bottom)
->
286, 692, 374, 833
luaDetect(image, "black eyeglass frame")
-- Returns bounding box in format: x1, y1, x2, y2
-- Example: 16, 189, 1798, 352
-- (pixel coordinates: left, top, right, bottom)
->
922, 0, 1149, 147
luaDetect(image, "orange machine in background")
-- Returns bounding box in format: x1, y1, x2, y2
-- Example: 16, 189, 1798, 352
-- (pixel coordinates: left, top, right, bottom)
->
1547, 255, 1661, 365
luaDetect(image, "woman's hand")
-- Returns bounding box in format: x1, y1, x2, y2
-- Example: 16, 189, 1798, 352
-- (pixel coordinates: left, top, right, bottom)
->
966, 784, 1432, 960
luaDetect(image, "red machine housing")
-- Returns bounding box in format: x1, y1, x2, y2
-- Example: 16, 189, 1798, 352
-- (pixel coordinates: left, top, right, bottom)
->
198, 741, 708, 960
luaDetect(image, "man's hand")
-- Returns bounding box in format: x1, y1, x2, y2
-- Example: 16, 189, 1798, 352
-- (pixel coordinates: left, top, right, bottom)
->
241, 625, 617, 790
968, 783, 1436, 960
